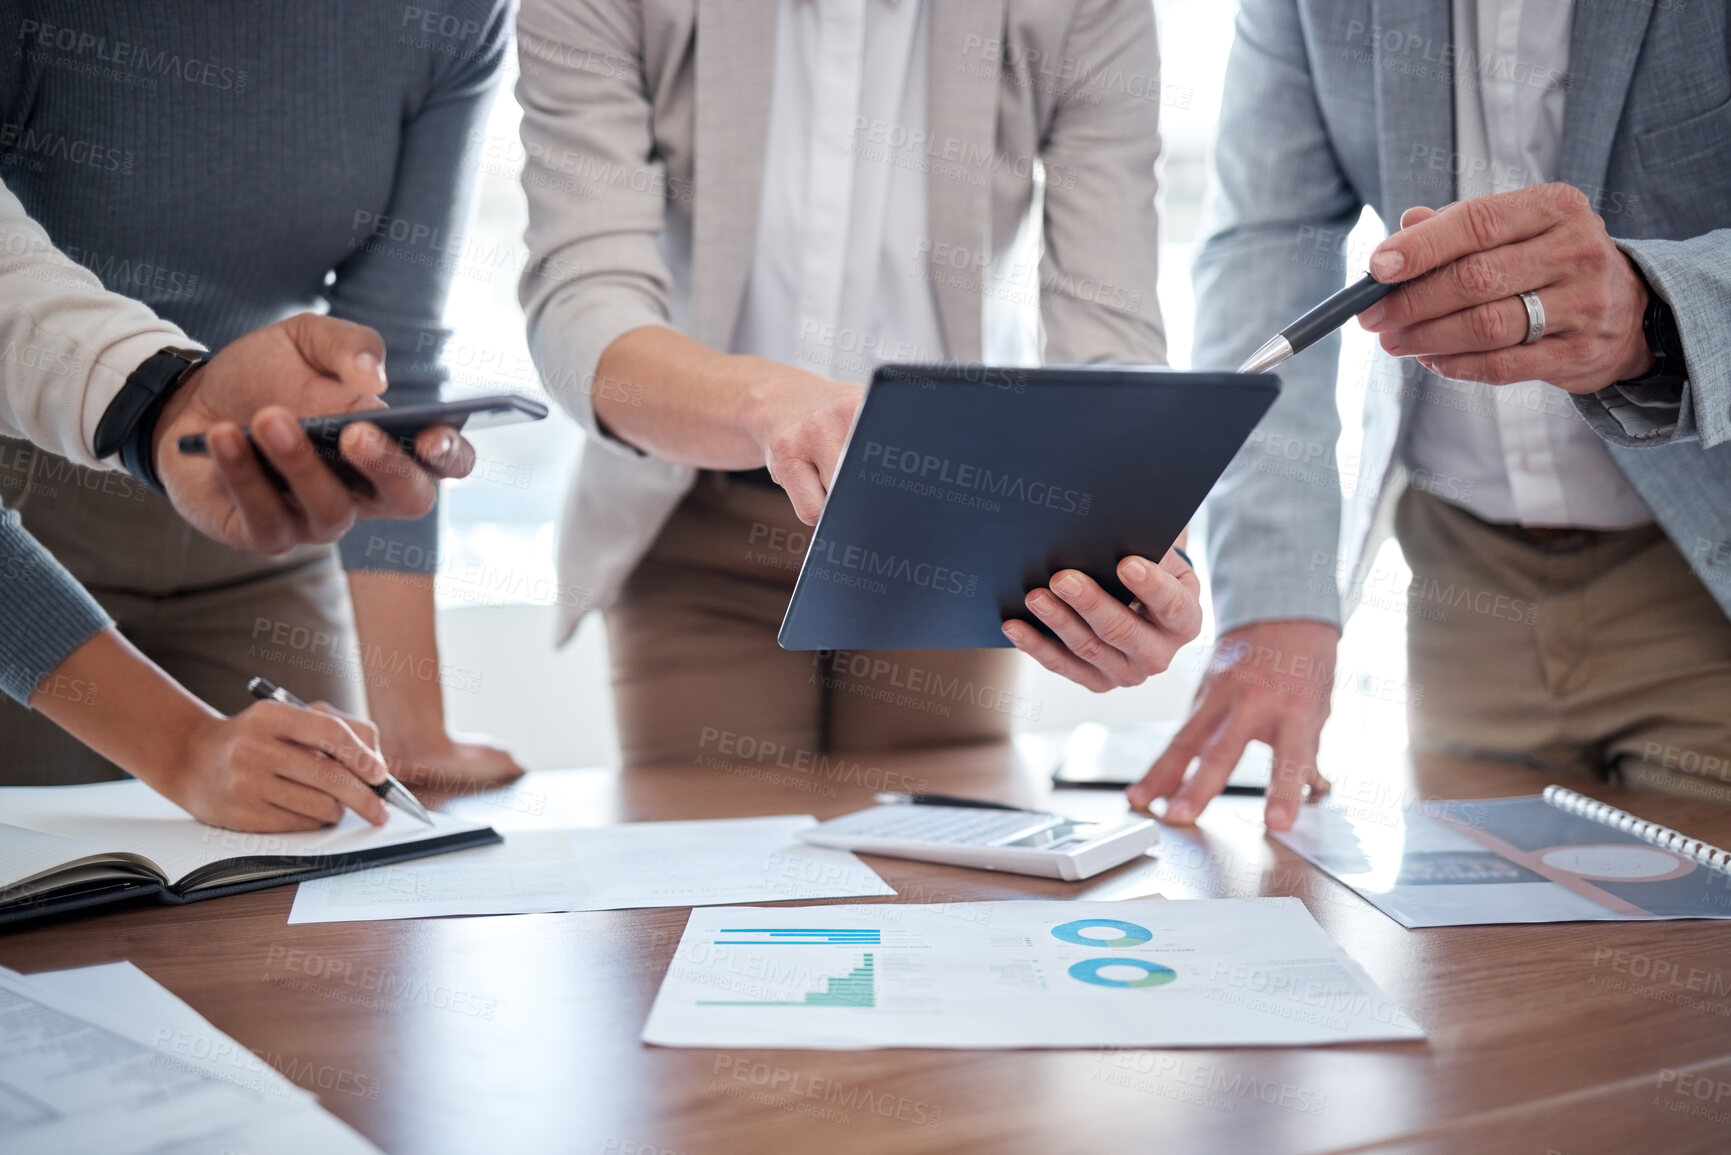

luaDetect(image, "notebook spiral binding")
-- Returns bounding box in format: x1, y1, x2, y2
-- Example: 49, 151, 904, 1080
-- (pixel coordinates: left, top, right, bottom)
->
1543, 785, 1731, 876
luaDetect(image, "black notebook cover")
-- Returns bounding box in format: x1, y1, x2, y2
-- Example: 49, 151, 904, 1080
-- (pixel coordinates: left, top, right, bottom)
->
0, 826, 499, 929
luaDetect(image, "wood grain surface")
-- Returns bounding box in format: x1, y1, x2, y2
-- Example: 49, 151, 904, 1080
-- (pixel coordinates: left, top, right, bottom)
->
5, 738, 1730, 1154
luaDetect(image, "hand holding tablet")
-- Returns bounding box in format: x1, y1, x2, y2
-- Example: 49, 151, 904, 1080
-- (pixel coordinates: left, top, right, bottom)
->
1004, 547, 1203, 693
776, 364, 1277, 654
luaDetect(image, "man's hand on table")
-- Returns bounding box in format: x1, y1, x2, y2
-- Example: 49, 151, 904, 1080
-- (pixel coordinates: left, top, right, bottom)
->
1356, 183, 1654, 393
1124, 619, 1337, 831
153, 313, 476, 556
1128, 623, 1343, 831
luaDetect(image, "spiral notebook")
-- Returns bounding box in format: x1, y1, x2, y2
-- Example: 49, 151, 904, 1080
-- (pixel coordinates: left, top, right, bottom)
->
1272, 786, 1731, 927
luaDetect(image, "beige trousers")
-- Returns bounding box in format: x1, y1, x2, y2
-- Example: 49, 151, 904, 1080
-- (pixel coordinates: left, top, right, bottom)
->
604, 473, 1026, 767
0, 438, 359, 785
1398, 487, 1731, 798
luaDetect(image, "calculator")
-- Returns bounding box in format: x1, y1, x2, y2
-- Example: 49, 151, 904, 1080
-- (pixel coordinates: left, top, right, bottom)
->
796, 804, 1159, 881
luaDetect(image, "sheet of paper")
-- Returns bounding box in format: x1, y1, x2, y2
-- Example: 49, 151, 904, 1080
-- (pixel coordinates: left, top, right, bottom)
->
1272, 796, 1731, 928
642, 898, 1425, 1049
0, 779, 488, 886
27, 962, 308, 1104
0, 963, 380, 1155
288, 815, 894, 923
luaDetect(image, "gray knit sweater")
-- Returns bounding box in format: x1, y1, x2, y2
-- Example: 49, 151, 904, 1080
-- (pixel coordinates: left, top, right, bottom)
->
0, 0, 510, 702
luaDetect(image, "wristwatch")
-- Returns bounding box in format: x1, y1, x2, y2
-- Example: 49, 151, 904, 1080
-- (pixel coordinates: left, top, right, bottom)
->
1613, 288, 1688, 397
92, 346, 209, 496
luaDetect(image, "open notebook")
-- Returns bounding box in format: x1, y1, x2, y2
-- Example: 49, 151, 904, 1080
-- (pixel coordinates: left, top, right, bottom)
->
0, 779, 497, 927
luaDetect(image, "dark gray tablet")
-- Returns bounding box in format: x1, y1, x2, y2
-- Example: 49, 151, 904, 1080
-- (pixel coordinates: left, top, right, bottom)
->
777, 364, 1279, 651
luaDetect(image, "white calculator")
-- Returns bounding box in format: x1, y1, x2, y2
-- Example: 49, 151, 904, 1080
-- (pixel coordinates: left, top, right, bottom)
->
796, 803, 1159, 881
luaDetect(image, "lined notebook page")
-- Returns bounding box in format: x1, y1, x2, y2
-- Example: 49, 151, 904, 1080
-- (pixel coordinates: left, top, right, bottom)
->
0, 824, 123, 890
0, 781, 486, 886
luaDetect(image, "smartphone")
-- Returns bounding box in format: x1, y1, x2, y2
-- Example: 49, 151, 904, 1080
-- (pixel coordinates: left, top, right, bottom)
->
1053, 721, 1272, 795
177, 393, 549, 495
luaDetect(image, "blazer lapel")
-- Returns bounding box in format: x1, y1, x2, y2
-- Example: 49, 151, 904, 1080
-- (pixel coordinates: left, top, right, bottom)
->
1370, 0, 1455, 220
925, 0, 1003, 363
693, 0, 778, 350
1557, 0, 1655, 199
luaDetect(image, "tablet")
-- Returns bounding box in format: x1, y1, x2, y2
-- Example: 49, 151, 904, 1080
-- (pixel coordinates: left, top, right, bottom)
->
777, 364, 1279, 650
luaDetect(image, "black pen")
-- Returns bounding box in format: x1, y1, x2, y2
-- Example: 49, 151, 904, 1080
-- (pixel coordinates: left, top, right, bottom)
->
246, 676, 435, 826
1239, 271, 1403, 374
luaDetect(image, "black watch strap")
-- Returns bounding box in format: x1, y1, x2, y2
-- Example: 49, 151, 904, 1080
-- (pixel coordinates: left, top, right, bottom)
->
92, 346, 208, 496
1614, 287, 1688, 395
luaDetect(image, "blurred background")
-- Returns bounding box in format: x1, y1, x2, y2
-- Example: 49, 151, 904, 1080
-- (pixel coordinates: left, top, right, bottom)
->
433, 0, 1410, 770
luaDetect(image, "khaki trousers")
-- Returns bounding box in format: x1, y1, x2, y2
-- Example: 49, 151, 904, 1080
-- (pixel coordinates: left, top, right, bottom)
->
0, 436, 359, 785
604, 473, 1025, 768
1398, 487, 1731, 798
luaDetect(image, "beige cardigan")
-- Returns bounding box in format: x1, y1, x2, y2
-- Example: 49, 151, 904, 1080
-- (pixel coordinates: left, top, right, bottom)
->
517, 0, 1167, 643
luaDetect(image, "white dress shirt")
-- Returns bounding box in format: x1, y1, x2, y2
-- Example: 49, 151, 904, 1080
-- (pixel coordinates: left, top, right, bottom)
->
1403, 0, 1652, 529
731, 0, 947, 384
0, 180, 189, 471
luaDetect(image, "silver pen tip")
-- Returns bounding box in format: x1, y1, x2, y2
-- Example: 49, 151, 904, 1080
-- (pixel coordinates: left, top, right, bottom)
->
385, 781, 435, 826
1237, 335, 1293, 375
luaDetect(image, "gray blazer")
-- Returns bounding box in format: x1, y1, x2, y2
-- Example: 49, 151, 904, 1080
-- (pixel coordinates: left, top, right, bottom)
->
517, 0, 1167, 644
1197, 0, 1731, 633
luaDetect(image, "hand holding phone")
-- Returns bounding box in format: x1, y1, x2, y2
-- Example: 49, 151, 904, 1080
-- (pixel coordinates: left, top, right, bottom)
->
150, 314, 488, 556
178, 393, 548, 496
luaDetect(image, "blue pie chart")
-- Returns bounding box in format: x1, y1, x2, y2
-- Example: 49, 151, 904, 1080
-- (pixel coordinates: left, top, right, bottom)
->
1051, 918, 1153, 948
1068, 958, 1178, 989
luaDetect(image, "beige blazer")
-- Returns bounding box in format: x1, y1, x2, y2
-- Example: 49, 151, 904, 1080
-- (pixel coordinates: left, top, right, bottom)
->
517, 0, 1166, 644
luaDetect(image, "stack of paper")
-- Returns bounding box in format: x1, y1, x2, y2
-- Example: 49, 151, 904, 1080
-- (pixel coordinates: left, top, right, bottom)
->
289, 815, 894, 923
643, 898, 1425, 1049
0, 962, 379, 1154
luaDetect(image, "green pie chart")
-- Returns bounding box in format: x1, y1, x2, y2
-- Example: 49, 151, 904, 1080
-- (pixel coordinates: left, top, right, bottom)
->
1051, 918, 1153, 948
1067, 958, 1178, 989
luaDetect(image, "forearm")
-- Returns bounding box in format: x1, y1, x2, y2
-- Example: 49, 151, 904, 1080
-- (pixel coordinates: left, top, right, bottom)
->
28, 628, 216, 792
592, 326, 778, 470
344, 569, 522, 786
345, 570, 444, 734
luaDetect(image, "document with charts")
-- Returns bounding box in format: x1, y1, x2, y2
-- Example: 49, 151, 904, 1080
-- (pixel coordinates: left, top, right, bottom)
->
642, 898, 1423, 1049
288, 815, 893, 923
1271, 788, 1731, 928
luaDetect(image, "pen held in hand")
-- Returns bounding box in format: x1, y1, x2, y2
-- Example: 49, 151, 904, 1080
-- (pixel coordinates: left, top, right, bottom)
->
244, 675, 435, 826
1238, 271, 1404, 374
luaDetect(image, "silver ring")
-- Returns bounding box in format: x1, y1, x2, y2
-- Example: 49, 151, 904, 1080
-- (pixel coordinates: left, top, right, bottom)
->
1519, 291, 1546, 345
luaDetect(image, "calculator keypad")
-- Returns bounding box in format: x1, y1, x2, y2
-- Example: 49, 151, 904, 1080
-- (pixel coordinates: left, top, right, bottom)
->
826, 807, 1056, 845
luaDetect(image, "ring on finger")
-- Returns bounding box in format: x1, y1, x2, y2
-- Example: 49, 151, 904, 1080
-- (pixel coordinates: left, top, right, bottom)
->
1518, 290, 1546, 345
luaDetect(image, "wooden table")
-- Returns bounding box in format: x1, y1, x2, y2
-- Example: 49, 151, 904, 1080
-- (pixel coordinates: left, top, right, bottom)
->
6, 739, 1731, 1154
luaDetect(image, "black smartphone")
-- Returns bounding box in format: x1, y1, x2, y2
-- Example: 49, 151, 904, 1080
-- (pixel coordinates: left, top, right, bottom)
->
1053, 722, 1272, 795
177, 393, 549, 495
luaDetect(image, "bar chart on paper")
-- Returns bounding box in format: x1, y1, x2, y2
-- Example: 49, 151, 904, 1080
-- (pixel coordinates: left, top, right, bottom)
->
699, 956, 876, 1008
713, 928, 882, 946
643, 900, 1427, 1050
